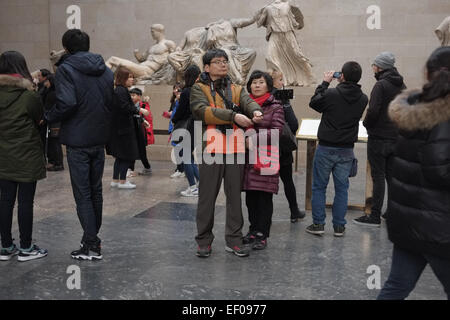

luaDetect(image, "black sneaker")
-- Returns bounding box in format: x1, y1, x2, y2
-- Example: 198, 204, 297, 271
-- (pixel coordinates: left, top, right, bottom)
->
333, 225, 346, 237
252, 233, 267, 250
306, 223, 325, 235
71, 243, 102, 261
242, 231, 256, 245
225, 245, 250, 257
290, 207, 306, 223
196, 245, 212, 258
18, 244, 48, 262
0, 244, 19, 261
353, 215, 381, 227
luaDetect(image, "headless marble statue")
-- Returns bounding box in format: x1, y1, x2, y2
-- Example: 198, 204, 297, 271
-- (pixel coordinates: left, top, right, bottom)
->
256, 0, 316, 86
106, 24, 176, 83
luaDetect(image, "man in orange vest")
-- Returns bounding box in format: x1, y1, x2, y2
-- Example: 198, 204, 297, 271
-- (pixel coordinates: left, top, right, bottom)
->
190, 49, 263, 258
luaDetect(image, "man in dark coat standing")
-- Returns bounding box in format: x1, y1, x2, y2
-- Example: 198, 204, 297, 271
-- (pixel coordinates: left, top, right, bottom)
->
354, 52, 406, 227
45, 29, 114, 260
307, 61, 368, 237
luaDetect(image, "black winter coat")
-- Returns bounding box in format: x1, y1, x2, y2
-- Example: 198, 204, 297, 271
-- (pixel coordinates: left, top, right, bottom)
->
106, 86, 140, 161
309, 81, 368, 148
387, 90, 450, 260
45, 52, 114, 147
172, 87, 195, 152
363, 68, 406, 140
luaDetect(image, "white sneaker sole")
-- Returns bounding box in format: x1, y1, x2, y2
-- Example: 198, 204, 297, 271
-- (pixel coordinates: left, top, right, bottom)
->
181, 192, 198, 197
71, 254, 103, 261
352, 220, 381, 227
18, 253, 48, 262
225, 246, 249, 257
0, 253, 18, 261
305, 229, 324, 235
118, 185, 136, 189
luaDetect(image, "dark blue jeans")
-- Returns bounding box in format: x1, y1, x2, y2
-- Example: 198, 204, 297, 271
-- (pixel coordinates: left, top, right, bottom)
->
311, 145, 353, 226
184, 154, 199, 186
66, 146, 104, 246
0, 180, 37, 249
378, 245, 450, 300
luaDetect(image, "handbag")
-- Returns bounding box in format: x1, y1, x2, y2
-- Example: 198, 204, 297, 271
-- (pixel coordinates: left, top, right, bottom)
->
280, 122, 297, 153
349, 158, 358, 177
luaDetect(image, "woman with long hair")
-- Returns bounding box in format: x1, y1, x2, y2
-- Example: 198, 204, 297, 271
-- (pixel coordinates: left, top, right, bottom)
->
0, 51, 48, 261
378, 46, 450, 300
107, 66, 144, 189
172, 65, 201, 196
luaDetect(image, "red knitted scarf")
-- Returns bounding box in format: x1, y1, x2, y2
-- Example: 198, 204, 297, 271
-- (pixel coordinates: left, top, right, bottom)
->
250, 92, 271, 106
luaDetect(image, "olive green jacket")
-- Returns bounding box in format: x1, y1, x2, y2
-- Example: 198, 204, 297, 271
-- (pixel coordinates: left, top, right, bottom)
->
0, 75, 46, 182
190, 73, 261, 152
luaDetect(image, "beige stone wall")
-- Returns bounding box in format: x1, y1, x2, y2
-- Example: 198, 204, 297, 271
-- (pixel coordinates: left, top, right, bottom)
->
0, 0, 51, 71
2, 0, 448, 89
1, 0, 448, 163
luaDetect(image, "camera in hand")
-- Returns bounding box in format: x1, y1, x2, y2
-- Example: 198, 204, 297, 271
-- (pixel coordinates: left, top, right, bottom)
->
333, 71, 342, 78
274, 89, 294, 101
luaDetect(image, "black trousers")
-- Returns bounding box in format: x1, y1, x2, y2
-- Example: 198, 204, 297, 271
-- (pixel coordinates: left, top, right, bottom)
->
47, 136, 63, 166
132, 118, 151, 170
66, 146, 104, 246
279, 162, 299, 215
245, 190, 274, 238
0, 180, 37, 249
367, 138, 396, 218
113, 158, 133, 180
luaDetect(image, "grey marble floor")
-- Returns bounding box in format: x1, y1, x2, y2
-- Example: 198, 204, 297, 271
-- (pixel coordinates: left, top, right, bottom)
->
0, 148, 446, 300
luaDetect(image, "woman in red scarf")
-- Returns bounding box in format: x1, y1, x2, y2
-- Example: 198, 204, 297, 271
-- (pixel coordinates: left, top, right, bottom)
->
243, 70, 285, 250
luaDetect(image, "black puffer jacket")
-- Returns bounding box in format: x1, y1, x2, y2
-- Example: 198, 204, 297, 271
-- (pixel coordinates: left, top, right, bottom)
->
387, 90, 450, 260
363, 68, 406, 140
309, 81, 368, 148
45, 52, 114, 147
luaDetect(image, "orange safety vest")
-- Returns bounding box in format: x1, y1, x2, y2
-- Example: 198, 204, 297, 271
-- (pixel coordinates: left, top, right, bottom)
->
197, 83, 246, 154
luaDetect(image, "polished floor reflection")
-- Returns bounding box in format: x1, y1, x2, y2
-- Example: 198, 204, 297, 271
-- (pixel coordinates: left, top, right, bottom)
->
0, 150, 445, 300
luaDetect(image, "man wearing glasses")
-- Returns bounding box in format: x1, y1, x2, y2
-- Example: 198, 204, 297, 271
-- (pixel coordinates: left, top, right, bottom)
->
190, 49, 263, 258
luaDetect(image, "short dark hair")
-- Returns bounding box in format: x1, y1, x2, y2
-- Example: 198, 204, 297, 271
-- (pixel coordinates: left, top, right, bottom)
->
45, 74, 55, 88
246, 70, 274, 94
184, 65, 201, 88
341, 61, 362, 83
62, 29, 90, 54
40, 68, 51, 77
202, 49, 228, 66
0, 50, 32, 81
129, 87, 143, 96
114, 66, 132, 87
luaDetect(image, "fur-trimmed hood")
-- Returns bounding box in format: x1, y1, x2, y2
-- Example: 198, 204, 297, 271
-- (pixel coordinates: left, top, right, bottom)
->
0, 74, 34, 91
388, 89, 450, 131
